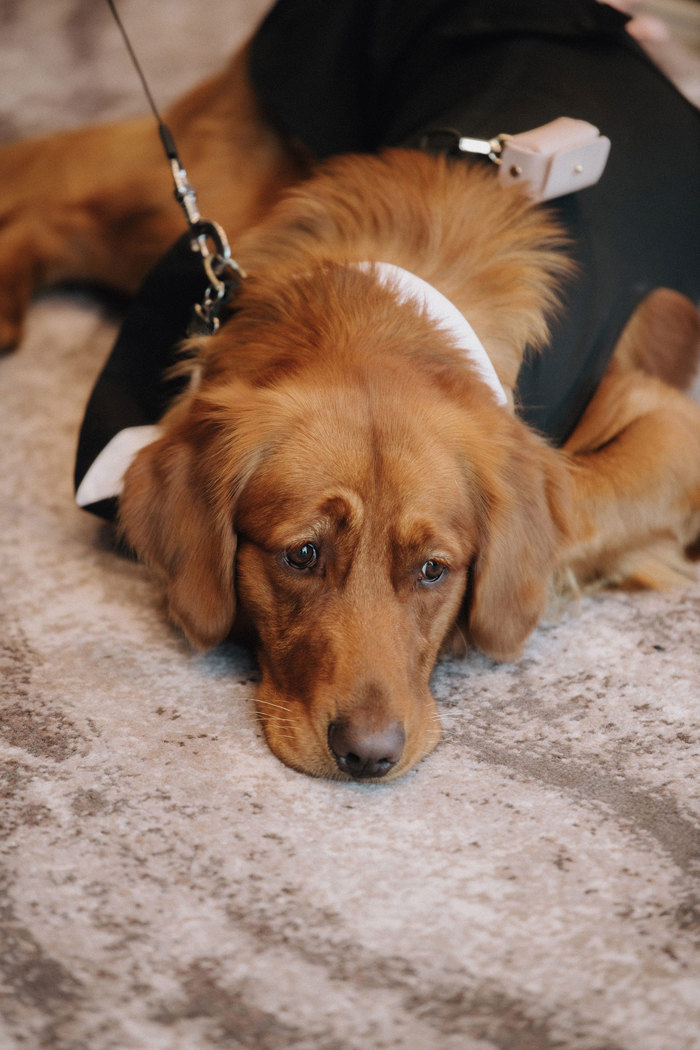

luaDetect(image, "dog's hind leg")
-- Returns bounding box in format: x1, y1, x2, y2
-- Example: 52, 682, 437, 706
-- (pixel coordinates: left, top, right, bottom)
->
561, 363, 700, 589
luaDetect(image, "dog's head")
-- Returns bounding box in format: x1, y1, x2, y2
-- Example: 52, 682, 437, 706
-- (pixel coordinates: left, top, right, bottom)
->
120, 268, 570, 780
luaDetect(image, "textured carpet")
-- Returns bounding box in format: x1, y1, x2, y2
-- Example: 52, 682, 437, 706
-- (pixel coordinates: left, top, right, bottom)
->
1, 3, 700, 1049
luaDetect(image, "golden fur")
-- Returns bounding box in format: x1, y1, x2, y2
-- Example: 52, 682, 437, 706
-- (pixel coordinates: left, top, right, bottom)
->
2, 42, 699, 780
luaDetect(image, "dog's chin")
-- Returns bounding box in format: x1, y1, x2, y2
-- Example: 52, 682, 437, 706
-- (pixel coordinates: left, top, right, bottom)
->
254, 685, 443, 782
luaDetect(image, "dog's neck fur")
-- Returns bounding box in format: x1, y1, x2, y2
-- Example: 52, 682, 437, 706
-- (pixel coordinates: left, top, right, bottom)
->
229, 151, 571, 394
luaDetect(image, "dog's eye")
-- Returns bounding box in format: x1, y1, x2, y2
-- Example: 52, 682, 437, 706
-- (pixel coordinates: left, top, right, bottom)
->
285, 542, 319, 570
420, 559, 447, 583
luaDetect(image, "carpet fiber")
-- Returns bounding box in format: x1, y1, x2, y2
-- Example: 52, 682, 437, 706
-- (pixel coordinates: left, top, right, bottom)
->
1, 2, 699, 1048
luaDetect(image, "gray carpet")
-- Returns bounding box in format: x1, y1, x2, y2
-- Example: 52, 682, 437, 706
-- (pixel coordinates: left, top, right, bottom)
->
1, 2, 699, 1048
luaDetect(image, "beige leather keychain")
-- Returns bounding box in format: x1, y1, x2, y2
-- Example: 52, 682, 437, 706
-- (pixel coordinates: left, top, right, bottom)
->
431, 117, 611, 202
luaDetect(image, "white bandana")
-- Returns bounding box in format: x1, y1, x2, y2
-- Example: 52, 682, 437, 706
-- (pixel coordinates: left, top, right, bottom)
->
357, 261, 507, 405
75, 424, 162, 509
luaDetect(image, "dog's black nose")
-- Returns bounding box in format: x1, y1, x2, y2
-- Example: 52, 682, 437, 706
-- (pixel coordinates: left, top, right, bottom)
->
328, 719, 405, 780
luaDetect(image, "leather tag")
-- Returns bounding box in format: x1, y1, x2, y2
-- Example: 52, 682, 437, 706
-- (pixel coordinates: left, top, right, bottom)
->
498, 118, 611, 201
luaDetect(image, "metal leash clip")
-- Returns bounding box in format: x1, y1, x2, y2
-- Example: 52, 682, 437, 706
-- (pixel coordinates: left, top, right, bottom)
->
189, 219, 246, 336
166, 133, 246, 335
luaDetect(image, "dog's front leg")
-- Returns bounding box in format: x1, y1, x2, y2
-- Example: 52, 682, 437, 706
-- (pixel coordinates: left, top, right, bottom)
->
0, 116, 186, 351
0, 48, 305, 352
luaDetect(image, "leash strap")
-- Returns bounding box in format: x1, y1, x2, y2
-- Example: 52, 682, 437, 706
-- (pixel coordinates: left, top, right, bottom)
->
104, 0, 244, 334
421, 117, 610, 202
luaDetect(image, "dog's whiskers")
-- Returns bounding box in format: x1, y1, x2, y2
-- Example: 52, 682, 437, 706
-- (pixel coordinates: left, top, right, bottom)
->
255, 698, 296, 713
255, 708, 298, 721
264, 728, 297, 741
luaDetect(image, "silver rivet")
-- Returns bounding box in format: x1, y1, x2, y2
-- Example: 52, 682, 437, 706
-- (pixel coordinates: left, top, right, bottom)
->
573, 163, 583, 174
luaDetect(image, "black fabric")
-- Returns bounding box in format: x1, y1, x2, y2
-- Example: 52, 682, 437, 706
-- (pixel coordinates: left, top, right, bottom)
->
74, 233, 209, 519
76, 0, 700, 521
248, 0, 700, 442
249, 0, 632, 157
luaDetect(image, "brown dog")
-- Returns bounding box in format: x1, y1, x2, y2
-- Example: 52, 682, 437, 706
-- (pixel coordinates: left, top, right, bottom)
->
2, 34, 699, 781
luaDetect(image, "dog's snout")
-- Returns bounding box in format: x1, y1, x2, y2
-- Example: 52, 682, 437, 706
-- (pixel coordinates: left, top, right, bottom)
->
328, 719, 405, 780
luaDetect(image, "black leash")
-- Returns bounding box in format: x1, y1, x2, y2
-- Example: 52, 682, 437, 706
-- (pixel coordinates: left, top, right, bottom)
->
104, 0, 244, 334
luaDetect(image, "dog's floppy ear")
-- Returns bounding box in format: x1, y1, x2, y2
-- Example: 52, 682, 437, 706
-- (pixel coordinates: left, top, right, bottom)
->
119, 425, 237, 650
467, 426, 570, 662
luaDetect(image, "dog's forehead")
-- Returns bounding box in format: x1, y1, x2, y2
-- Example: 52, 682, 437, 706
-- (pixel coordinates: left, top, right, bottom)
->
244, 373, 468, 473
234, 387, 480, 549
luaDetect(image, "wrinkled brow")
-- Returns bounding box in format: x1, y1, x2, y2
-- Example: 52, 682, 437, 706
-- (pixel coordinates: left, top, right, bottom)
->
390, 492, 479, 564
239, 481, 367, 549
